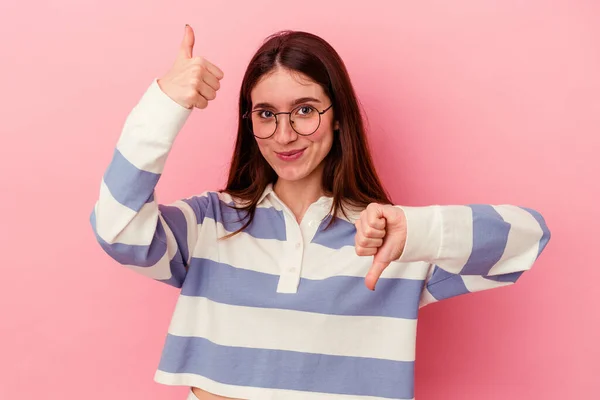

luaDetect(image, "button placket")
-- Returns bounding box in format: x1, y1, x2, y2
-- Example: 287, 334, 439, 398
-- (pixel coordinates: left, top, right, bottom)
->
272, 195, 333, 294
276, 211, 304, 294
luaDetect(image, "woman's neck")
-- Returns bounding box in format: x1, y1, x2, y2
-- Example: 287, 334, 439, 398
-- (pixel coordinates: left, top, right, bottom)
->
273, 171, 325, 223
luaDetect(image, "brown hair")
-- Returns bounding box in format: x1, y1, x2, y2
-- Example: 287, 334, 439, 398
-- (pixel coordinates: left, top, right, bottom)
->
222, 30, 391, 237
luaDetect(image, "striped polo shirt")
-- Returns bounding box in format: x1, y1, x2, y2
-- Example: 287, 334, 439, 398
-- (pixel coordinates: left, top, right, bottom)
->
90, 78, 552, 400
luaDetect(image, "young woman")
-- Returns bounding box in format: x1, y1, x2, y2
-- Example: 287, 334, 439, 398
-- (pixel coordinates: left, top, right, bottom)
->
90, 25, 551, 400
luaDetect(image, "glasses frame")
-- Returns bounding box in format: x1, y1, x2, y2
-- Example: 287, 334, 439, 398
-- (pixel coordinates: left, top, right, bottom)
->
243, 104, 333, 139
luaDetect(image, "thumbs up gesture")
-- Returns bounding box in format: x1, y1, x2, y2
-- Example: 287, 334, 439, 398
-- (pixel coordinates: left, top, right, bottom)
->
354, 203, 407, 291
157, 24, 224, 110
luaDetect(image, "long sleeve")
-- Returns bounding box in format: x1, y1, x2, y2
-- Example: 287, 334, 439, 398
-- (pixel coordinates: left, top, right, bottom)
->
90, 78, 199, 288
394, 204, 551, 307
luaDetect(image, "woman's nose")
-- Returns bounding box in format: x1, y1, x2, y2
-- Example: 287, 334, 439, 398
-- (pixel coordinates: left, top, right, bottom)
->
273, 114, 297, 143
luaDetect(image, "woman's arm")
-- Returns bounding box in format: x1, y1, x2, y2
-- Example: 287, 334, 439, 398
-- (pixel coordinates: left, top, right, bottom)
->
90, 78, 199, 288
90, 27, 223, 288
355, 203, 551, 294
396, 204, 551, 277
396, 204, 551, 306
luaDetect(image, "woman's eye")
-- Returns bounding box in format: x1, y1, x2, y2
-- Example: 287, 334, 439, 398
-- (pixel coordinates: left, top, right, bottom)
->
259, 110, 274, 119
297, 106, 313, 115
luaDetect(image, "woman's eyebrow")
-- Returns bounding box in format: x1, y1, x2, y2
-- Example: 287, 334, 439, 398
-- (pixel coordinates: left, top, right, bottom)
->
253, 97, 322, 110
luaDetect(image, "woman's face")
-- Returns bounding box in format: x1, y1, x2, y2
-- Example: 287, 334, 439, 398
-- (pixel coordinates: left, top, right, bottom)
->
249, 67, 337, 183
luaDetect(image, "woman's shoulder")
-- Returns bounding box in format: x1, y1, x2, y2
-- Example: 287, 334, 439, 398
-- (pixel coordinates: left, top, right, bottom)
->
180, 189, 235, 204
179, 190, 253, 211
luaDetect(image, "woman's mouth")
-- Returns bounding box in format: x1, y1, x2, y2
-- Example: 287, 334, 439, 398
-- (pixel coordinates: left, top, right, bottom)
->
276, 148, 306, 161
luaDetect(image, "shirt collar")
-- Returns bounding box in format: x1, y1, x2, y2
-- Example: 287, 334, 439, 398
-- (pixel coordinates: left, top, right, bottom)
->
258, 182, 275, 204
258, 182, 334, 209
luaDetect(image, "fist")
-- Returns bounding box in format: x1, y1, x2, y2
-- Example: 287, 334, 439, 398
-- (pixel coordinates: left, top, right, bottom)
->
354, 203, 407, 290
157, 24, 224, 110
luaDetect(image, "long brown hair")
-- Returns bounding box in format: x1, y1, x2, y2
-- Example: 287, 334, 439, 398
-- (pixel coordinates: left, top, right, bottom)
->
222, 30, 391, 237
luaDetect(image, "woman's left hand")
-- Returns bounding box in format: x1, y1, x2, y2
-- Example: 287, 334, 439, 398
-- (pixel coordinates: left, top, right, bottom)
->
354, 203, 407, 290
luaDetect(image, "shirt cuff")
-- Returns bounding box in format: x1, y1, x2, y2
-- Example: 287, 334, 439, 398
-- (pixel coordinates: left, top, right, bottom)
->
122, 77, 193, 147
394, 205, 443, 263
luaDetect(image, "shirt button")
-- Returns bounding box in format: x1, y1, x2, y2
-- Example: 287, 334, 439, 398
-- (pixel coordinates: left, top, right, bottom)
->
308, 220, 315, 228
295, 242, 301, 249
288, 267, 297, 273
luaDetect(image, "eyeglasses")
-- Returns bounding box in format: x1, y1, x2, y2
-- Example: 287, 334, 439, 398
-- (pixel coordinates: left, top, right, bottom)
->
243, 104, 333, 139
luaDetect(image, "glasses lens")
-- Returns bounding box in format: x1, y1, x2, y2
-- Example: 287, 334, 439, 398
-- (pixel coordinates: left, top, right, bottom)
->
249, 110, 276, 138
291, 105, 320, 135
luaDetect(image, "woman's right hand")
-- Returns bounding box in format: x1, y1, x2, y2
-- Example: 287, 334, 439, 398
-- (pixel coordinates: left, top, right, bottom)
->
158, 24, 224, 110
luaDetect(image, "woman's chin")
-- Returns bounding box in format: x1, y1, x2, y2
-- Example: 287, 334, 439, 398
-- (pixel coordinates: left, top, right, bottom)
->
275, 171, 308, 182
273, 165, 311, 182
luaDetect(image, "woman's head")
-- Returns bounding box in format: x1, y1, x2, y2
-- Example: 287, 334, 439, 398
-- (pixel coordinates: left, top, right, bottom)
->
246, 66, 338, 184
224, 30, 391, 221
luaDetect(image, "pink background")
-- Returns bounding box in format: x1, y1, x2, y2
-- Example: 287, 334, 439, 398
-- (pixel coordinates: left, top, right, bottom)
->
1, 0, 598, 399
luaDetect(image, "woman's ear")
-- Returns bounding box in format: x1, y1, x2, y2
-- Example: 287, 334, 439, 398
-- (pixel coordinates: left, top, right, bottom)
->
334, 120, 340, 130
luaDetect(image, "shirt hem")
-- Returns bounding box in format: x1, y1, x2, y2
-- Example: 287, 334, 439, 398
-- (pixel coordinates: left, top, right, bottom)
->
153, 369, 413, 400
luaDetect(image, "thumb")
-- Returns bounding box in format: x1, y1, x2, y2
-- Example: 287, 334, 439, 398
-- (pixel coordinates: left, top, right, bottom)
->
365, 257, 390, 291
179, 24, 195, 59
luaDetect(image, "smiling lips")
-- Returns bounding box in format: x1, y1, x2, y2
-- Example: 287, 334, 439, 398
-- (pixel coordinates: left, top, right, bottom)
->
276, 148, 306, 161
